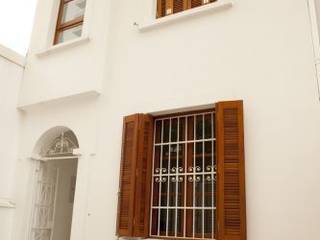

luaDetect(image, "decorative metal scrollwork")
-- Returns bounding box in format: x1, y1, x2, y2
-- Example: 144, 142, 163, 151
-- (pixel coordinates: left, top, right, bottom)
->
44, 131, 78, 157
155, 177, 167, 183
205, 175, 217, 182
195, 176, 201, 182
155, 168, 169, 174
206, 165, 217, 172
206, 166, 213, 171
188, 176, 201, 182
171, 177, 184, 182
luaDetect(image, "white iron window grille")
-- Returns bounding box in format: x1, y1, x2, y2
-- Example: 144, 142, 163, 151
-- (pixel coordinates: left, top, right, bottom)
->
150, 111, 216, 239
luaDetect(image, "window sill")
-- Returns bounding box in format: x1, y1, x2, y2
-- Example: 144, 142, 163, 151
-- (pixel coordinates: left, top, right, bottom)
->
36, 35, 90, 57
138, 0, 233, 32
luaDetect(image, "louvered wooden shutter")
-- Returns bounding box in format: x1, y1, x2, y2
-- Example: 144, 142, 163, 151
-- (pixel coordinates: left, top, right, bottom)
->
190, 0, 203, 8
216, 101, 246, 240
117, 114, 153, 238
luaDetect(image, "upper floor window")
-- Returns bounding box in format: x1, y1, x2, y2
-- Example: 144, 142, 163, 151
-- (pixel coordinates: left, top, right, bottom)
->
156, 0, 217, 18
54, 0, 87, 45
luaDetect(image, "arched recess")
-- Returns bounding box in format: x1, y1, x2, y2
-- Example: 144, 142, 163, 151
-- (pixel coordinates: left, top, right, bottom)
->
29, 126, 80, 240
32, 126, 79, 158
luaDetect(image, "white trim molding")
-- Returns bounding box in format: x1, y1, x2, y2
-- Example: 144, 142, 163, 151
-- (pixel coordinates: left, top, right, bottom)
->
138, 0, 233, 32
36, 36, 90, 57
0, 198, 16, 209
0, 44, 25, 67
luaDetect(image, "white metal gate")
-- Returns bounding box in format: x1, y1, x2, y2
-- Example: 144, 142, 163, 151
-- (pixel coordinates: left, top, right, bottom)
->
30, 162, 59, 240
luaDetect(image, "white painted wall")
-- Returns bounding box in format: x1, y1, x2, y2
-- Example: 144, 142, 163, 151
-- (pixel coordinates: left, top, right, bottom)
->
11, 0, 320, 240
0, 45, 24, 240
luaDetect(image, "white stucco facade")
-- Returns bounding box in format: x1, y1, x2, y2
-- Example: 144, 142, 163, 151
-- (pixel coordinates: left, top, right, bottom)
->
0, 45, 25, 240
1, 0, 320, 240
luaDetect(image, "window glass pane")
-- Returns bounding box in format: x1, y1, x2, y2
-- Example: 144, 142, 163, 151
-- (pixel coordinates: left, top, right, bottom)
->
186, 209, 193, 237
162, 145, 169, 173
159, 209, 167, 235
151, 209, 159, 235
163, 119, 170, 143
204, 210, 213, 238
176, 209, 184, 237
177, 176, 184, 206
160, 177, 168, 206
204, 141, 212, 172
187, 116, 194, 140
61, 0, 86, 24
169, 175, 176, 206
178, 117, 185, 141
153, 177, 160, 206
57, 25, 83, 44
178, 144, 184, 173
195, 175, 203, 207
195, 142, 203, 172
168, 209, 176, 236
194, 209, 202, 237
171, 118, 178, 142
196, 115, 203, 140
154, 146, 161, 174
169, 145, 177, 173
204, 174, 213, 207
155, 120, 162, 144
204, 114, 212, 139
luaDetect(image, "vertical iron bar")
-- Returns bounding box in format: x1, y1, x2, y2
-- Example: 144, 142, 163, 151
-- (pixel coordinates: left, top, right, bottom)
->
157, 120, 164, 236
183, 117, 187, 238
202, 114, 205, 238
175, 118, 180, 237
166, 119, 172, 236
193, 115, 196, 239
212, 113, 215, 238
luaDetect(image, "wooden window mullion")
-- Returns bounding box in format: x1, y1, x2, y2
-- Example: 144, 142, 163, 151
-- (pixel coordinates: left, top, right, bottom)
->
57, 16, 84, 31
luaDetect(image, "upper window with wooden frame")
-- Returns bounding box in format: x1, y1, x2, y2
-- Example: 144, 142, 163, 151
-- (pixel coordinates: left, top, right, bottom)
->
157, 0, 218, 18
116, 100, 247, 240
54, 0, 87, 45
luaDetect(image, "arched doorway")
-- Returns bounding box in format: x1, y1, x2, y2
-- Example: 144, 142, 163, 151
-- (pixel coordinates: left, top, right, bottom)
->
30, 127, 79, 240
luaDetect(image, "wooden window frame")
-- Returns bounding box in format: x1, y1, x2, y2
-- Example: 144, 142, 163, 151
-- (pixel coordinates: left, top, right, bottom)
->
54, 0, 85, 45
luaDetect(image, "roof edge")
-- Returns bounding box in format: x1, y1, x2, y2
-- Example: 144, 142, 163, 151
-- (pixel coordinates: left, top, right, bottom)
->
0, 44, 26, 67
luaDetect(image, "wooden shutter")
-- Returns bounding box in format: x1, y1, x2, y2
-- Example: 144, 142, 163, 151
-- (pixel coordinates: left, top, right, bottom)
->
190, 0, 203, 8
117, 114, 153, 237
216, 101, 246, 240
157, 0, 166, 18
